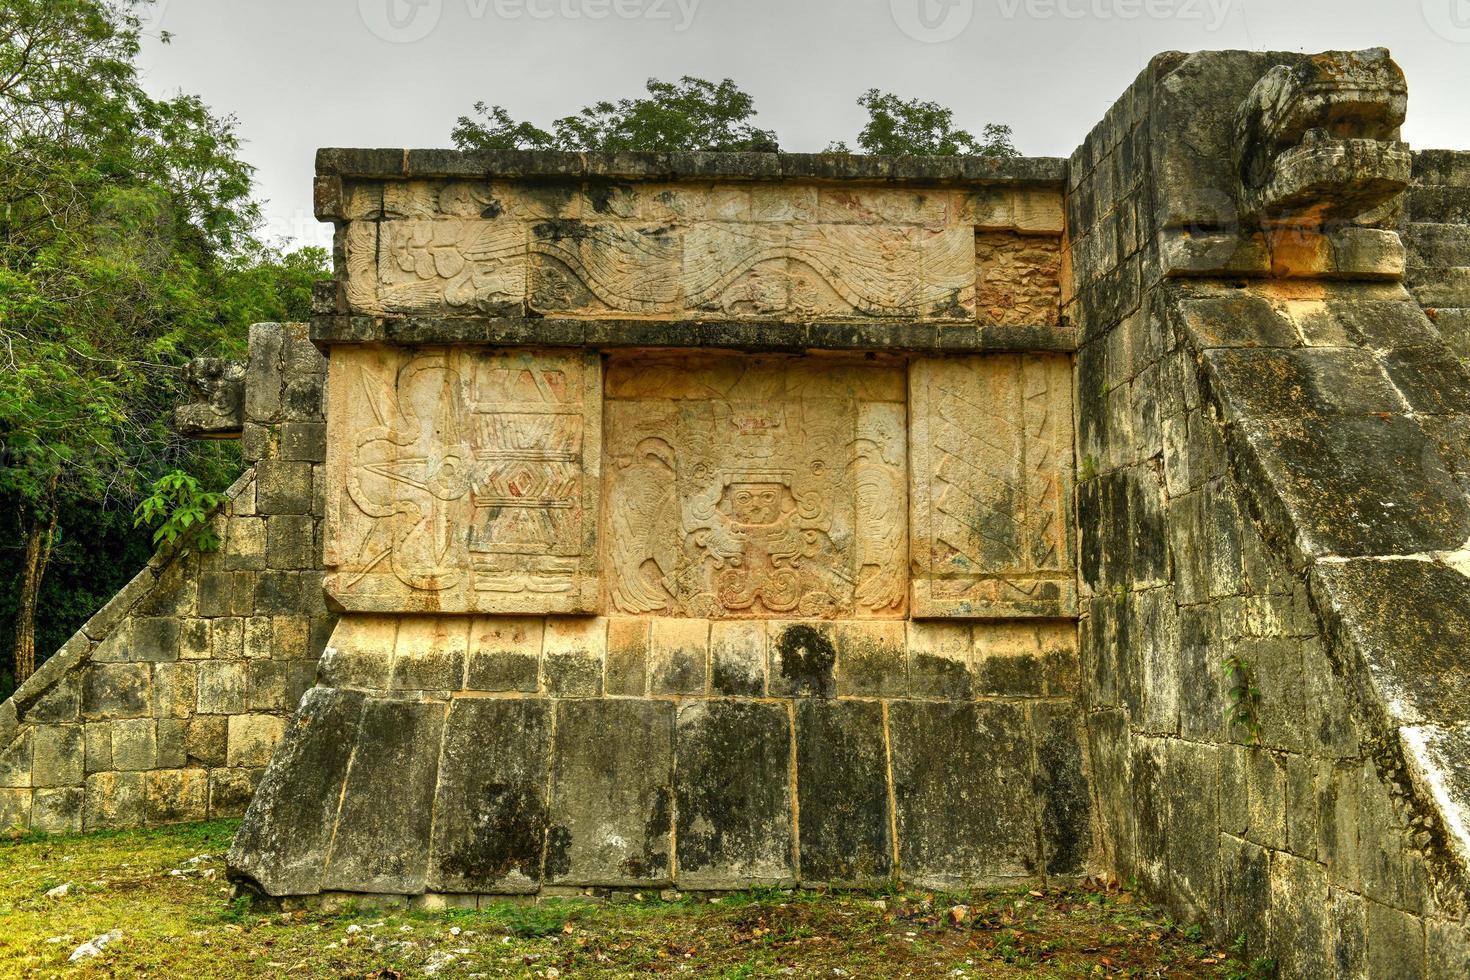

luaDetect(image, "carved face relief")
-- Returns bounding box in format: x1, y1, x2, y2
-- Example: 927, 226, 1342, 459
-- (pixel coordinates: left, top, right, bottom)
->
727, 482, 787, 527
603, 354, 909, 619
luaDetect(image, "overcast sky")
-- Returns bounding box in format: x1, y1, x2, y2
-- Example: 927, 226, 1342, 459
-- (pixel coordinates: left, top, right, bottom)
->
135, 0, 1470, 251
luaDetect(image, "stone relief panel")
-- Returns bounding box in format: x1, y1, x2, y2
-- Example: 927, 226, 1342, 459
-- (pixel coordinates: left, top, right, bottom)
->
909, 355, 1076, 618
602, 354, 908, 619
324, 346, 601, 614
337, 181, 1028, 323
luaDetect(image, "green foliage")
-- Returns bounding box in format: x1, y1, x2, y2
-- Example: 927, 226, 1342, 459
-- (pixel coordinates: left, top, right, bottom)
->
827, 90, 1018, 158
1222, 654, 1264, 744
0, 0, 329, 695
132, 470, 224, 551
453, 77, 780, 153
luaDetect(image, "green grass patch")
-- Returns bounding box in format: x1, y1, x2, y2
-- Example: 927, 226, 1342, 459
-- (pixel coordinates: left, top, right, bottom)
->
1, 820, 1261, 978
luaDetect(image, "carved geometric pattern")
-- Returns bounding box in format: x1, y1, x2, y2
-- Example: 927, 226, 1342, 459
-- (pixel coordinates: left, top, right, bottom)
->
909, 355, 1076, 618
602, 354, 908, 619
323, 347, 601, 614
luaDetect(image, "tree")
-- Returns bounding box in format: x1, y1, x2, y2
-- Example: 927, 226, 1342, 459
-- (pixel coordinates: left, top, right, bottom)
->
826, 89, 1017, 158
0, 0, 324, 690
452, 76, 780, 153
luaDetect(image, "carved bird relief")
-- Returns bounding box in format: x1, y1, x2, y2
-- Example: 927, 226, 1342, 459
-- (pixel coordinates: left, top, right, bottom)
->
607, 438, 679, 614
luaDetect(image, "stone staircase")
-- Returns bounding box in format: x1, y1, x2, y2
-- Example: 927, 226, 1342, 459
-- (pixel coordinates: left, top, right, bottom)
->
1403, 150, 1470, 358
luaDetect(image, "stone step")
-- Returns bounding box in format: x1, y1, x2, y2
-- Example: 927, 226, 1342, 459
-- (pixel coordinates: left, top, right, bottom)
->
1406, 184, 1470, 224
1413, 149, 1470, 189
1402, 222, 1470, 268
1408, 266, 1470, 309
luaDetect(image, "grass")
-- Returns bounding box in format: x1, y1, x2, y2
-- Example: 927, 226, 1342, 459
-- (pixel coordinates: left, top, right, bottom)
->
0, 820, 1275, 978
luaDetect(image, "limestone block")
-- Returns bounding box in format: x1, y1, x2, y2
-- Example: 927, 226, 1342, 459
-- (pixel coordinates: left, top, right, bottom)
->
177, 619, 211, 661
889, 701, 1039, 888
648, 619, 708, 696
316, 615, 397, 691
267, 515, 317, 571
31, 725, 84, 788
324, 347, 602, 615
1033, 702, 1092, 876
82, 663, 151, 720
834, 621, 907, 697
906, 621, 973, 700
1366, 901, 1425, 978
145, 769, 208, 825
210, 617, 244, 660
973, 622, 1060, 697
246, 660, 289, 712
227, 714, 286, 768
604, 354, 907, 620
768, 622, 837, 698
185, 716, 227, 768
229, 688, 366, 896
84, 724, 111, 773
256, 459, 315, 515
547, 699, 673, 887
111, 719, 157, 772
674, 701, 794, 889
321, 699, 446, 895
280, 421, 327, 463
208, 767, 261, 817
0, 729, 33, 787
465, 616, 542, 693
909, 355, 1077, 618
709, 620, 765, 697
198, 571, 255, 618
155, 719, 187, 769
21, 675, 80, 726
390, 616, 469, 691
271, 615, 311, 660
84, 771, 144, 831
152, 662, 196, 719
426, 699, 552, 894
32, 787, 83, 834
540, 617, 605, 697
0, 788, 30, 832
224, 515, 266, 577
196, 662, 247, 715
254, 573, 301, 616
794, 699, 892, 884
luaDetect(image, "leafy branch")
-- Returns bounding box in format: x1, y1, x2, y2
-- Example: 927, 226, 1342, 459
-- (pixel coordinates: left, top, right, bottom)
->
1221, 654, 1262, 744
132, 470, 223, 552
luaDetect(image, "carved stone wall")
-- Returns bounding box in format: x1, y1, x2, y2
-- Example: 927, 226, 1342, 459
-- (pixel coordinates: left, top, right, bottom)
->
229, 156, 1092, 902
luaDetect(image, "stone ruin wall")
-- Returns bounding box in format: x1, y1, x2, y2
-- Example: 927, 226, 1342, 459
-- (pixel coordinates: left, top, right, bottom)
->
1070, 50, 1470, 976
229, 159, 1097, 900
0, 323, 334, 833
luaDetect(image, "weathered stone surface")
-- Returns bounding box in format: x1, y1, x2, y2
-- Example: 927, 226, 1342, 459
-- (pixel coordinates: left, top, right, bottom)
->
465, 616, 541, 693
649, 619, 708, 695
229, 689, 366, 896
321, 698, 445, 895
427, 699, 551, 894
547, 699, 673, 886
909, 355, 1075, 617
674, 701, 794, 888
323, 347, 603, 614
540, 617, 605, 696
794, 699, 892, 884
889, 701, 1038, 887
604, 354, 907, 620
768, 622, 836, 698
709, 621, 765, 696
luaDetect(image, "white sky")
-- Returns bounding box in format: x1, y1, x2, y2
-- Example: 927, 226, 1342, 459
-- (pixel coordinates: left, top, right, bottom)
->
135, 0, 1470, 251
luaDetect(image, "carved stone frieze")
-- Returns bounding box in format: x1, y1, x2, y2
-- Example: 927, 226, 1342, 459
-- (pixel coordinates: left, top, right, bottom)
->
602, 354, 908, 619
324, 346, 601, 614
909, 355, 1076, 618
